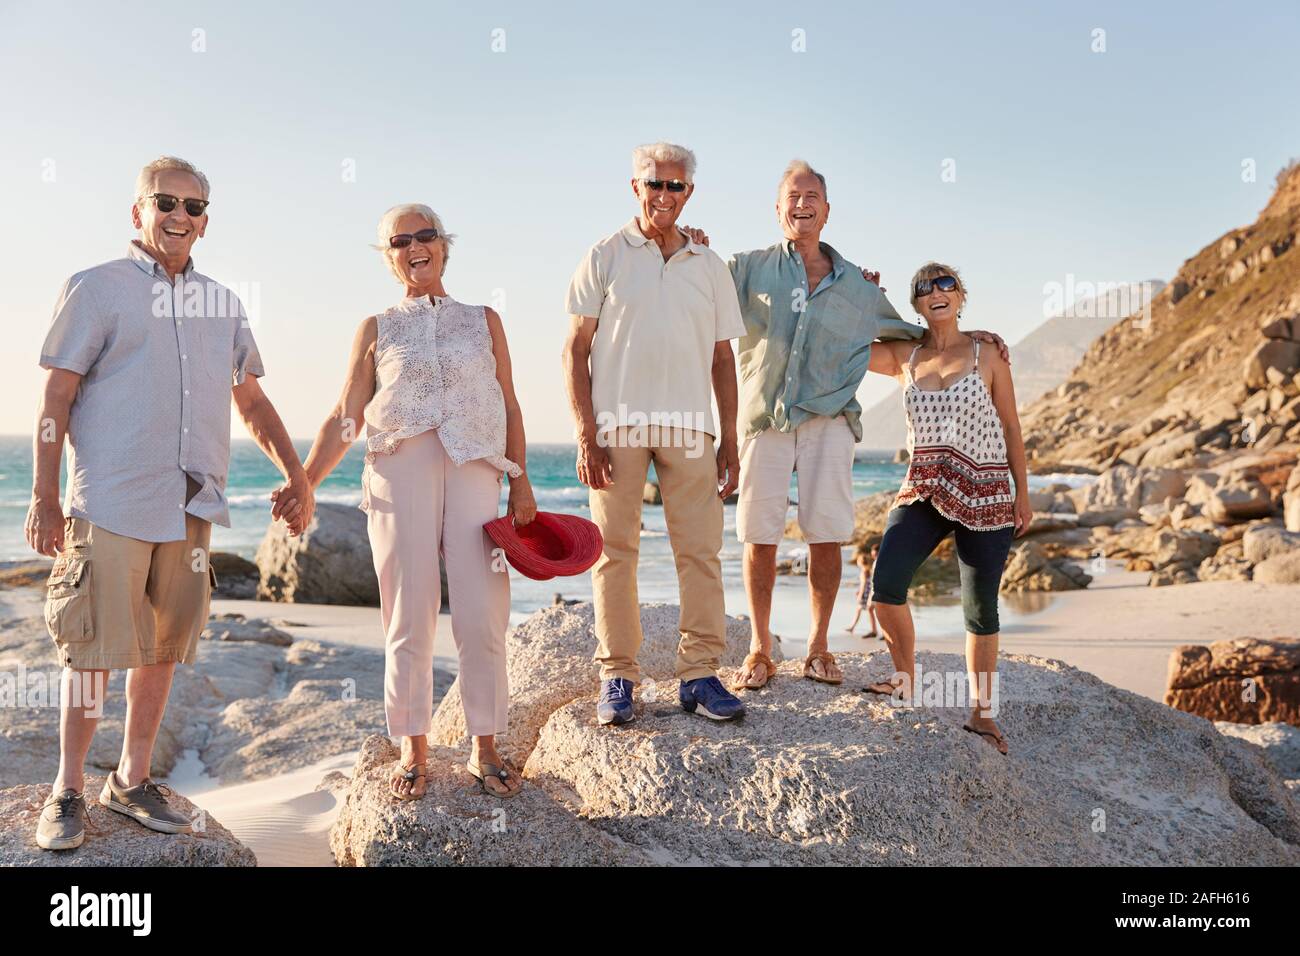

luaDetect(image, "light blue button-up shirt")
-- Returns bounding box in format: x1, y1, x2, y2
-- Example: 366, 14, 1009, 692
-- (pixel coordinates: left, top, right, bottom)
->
728, 240, 923, 442
39, 242, 264, 542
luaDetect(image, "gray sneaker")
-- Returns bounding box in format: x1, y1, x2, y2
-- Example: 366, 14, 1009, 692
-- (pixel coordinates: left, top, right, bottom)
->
99, 773, 192, 834
36, 788, 88, 851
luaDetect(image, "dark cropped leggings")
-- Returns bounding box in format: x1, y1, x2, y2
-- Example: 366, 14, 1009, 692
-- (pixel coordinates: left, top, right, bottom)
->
870, 497, 1015, 636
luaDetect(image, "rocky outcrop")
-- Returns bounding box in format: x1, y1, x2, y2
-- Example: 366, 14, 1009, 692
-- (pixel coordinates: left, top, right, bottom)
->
1000, 541, 1091, 591
210, 551, 260, 599
256, 502, 383, 605
0, 613, 396, 789
428, 602, 768, 762
330, 735, 641, 866
1019, 161, 1300, 472
513, 650, 1299, 865
1165, 638, 1300, 726
0, 780, 255, 866
202, 612, 293, 647
1215, 721, 1300, 781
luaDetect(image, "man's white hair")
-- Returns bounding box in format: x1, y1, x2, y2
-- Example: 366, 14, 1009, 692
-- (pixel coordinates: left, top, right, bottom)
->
375, 203, 456, 278
779, 158, 827, 200
134, 156, 210, 203
631, 142, 697, 183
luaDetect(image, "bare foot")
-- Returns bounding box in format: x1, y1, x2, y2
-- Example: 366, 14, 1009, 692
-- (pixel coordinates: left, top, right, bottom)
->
470, 745, 522, 797
963, 716, 1009, 755
390, 736, 428, 800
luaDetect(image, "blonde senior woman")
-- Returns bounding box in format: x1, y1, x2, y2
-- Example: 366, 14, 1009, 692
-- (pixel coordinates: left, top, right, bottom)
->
302, 204, 536, 799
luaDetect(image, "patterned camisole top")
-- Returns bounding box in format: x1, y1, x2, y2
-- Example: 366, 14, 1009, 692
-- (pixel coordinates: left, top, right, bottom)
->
893, 338, 1015, 531
360, 294, 522, 511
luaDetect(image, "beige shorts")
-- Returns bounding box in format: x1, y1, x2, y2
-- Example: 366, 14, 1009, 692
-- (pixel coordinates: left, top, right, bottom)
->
44, 516, 214, 670
736, 414, 857, 545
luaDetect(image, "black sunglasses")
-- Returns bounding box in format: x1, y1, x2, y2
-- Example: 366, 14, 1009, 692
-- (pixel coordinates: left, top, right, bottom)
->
642, 179, 689, 193
149, 193, 209, 217
389, 228, 440, 249
914, 275, 959, 297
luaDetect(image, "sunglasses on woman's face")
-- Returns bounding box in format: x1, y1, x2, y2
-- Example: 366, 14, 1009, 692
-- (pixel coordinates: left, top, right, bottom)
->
642, 179, 689, 193
149, 193, 209, 217
389, 228, 440, 249
915, 275, 959, 297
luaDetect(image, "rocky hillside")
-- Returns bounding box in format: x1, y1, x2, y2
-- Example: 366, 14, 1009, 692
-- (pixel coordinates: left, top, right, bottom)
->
1021, 161, 1300, 471
862, 282, 1164, 451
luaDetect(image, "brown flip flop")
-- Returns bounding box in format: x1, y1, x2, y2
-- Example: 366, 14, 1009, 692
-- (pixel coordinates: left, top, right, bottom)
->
802, 650, 843, 685
733, 652, 777, 690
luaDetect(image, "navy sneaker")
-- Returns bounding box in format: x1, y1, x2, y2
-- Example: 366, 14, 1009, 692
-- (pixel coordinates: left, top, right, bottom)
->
596, 678, 636, 725
679, 676, 746, 721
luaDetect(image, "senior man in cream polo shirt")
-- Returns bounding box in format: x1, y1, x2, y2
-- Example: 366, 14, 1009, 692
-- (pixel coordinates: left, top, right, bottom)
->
563, 141, 748, 726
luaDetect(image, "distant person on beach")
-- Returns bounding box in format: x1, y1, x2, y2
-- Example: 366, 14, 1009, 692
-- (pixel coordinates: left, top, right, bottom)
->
301, 203, 536, 801
563, 141, 748, 725
845, 544, 879, 637
27, 156, 312, 852
862, 263, 1032, 754
722, 160, 1008, 692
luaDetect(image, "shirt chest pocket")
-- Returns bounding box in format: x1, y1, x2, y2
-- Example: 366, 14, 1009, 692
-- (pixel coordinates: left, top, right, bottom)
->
189, 317, 235, 386
818, 294, 869, 348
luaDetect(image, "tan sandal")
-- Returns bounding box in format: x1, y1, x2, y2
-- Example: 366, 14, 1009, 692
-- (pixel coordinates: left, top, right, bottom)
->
390, 762, 427, 801
803, 650, 843, 685
467, 759, 522, 799
733, 652, 777, 690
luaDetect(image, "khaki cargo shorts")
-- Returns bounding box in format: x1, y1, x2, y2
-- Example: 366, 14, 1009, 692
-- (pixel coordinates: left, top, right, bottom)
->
44, 515, 215, 670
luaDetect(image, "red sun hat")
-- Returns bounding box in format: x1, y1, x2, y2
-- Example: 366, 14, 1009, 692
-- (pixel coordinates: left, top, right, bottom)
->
483, 511, 604, 581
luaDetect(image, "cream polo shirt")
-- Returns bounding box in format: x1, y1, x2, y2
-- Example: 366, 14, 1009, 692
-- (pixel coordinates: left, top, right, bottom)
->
566, 218, 745, 440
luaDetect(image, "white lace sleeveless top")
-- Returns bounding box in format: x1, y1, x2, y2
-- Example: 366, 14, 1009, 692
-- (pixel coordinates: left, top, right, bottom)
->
894, 338, 1014, 530
359, 294, 521, 511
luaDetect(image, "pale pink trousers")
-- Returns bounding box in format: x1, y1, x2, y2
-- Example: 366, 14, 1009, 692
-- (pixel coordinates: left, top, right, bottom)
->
364, 429, 510, 738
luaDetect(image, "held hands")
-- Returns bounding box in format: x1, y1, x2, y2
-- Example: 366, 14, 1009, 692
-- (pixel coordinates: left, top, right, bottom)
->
861, 268, 886, 291
716, 438, 740, 499
575, 436, 613, 490
1013, 493, 1032, 537
25, 495, 65, 557
269, 470, 316, 537
507, 474, 537, 525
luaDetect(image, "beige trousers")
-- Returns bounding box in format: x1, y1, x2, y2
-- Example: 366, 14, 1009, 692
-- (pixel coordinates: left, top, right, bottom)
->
589, 426, 726, 683
365, 429, 510, 738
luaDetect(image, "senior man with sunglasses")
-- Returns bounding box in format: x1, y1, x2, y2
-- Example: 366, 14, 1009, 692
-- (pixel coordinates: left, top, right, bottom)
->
564, 141, 748, 726
27, 155, 312, 851
725, 160, 1007, 691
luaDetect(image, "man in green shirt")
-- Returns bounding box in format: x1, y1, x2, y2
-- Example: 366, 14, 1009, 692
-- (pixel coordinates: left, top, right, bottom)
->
726, 160, 1006, 689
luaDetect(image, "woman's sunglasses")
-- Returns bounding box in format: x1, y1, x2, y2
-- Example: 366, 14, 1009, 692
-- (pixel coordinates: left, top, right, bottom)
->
642, 179, 689, 193
149, 193, 209, 217
389, 228, 440, 249
914, 275, 959, 297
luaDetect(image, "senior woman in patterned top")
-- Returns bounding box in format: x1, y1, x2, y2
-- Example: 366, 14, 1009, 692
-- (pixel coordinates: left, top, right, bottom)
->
301, 204, 536, 799
862, 263, 1031, 755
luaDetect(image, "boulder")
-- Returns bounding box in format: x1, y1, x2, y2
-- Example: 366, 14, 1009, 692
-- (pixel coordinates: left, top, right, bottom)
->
643, 481, 662, 505
1000, 541, 1091, 591
209, 551, 260, 599
1205, 477, 1276, 523
330, 734, 642, 866
519, 651, 1300, 865
429, 602, 769, 763
1285, 466, 1300, 533
256, 503, 381, 605
202, 612, 293, 647
1253, 552, 1300, 583
1215, 721, 1300, 780
0, 779, 256, 866
1244, 339, 1300, 390
1077, 465, 1185, 518
1166, 638, 1300, 726
1242, 525, 1300, 563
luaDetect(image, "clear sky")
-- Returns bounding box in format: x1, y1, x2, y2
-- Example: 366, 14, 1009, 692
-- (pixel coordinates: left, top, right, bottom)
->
1, 0, 1297, 442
